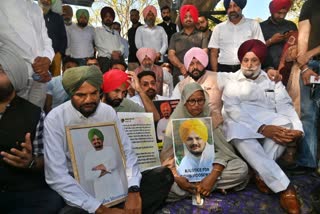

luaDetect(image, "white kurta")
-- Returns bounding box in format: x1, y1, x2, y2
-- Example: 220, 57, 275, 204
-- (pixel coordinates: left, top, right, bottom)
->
84, 147, 127, 202
177, 143, 215, 182
218, 70, 303, 193
44, 101, 141, 213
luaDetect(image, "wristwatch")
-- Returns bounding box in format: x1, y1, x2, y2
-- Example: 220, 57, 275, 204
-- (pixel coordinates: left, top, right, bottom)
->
128, 185, 140, 193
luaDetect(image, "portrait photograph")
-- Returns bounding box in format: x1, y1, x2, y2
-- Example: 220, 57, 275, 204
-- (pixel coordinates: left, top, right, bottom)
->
66, 122, 128, 207
171, 117, 215, 182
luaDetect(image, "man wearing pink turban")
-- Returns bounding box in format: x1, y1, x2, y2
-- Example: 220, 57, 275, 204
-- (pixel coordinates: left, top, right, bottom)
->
168, 5, 208, 86
219, 39, 302, 214
135, 5, 168, 64
260, 0, 297, 85
208, 0, 264, 73
171, 47, 223, 127
135, 47, 174, 97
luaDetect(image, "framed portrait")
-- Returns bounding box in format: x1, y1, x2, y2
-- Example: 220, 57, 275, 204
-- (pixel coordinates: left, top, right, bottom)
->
66, 122, 128, 207
171, 117, 215, 182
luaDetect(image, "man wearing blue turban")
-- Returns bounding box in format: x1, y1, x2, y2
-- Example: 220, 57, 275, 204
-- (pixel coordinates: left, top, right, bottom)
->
208, 0, 265, 73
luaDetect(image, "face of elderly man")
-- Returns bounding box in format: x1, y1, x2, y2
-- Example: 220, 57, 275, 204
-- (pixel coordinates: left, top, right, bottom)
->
227, 1, 242, 21
240, 52, 261, 79
145, 11, 156, 27
104, 84, 127, 107
0, 69, 14, 102
141, 56, 154, 71
91, 135, 104, 151
160, 103, 172, 119
187, 58, 206, 81
71, 82, 100, 117
184, 131, 206, 156
39, 0, 52, 9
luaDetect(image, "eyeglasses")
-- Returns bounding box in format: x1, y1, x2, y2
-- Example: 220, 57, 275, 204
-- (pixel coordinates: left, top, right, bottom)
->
186, 99, 206, 106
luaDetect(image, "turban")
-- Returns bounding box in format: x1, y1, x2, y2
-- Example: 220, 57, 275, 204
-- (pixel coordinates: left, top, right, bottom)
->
269, 0, 292, 14
100, 6, 115, 20
184, 47, 208, 69
136, 48, 157, 63
224, 0, 247, 10
62, 5, 73, 16
238, 39, 267, 63
0, 44, 28, 92
179, 119, 208, 143
88, 128, 104, 142
76, 9, 89, 20
62, 66, 103, 96
102, 69, 130, 93
142, 5, 157, 19
180, 5, 199, 24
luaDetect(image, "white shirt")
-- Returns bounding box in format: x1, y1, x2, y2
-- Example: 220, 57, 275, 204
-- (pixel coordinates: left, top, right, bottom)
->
67, 24, 95, 58
218, 70, 303, 141
95, 25, 124, 58
208, 16, 265, 65
44, 101, 141, 213
65, 23, 76, 56
135, 25, 168, 61
0, 0, 54, 77
162, 68, 174, 97
130, 94, 168, 107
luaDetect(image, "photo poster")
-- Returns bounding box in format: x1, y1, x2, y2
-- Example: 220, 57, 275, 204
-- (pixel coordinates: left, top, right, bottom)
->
153, 99, 180, 150
117, 112, 161, 172
171, 117, 215, 182
66, 122, 128, 207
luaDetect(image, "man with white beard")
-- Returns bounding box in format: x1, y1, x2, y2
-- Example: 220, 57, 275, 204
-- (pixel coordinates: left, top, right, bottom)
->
219, 39, 302, 214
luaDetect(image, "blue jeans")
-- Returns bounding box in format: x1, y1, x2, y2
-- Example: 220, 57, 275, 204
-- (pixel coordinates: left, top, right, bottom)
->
296, 60, 320, 168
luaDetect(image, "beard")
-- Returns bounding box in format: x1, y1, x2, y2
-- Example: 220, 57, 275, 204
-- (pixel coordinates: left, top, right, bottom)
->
77, 22, 88, 28
104, 93, 123, 107
72, 100, 99, 118
228, 11, 241, 21
163, 16, 171, 22
199, 25, 209, 32
144, 18, 155, 27
188, 68, 205, 81
146, 88, 157, 100
142, 64, 153, 71
0, 82, 14, 102
241, 64, 261, 79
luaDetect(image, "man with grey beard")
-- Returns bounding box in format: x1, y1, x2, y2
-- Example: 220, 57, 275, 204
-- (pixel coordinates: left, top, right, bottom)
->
208, 0, 264, 73
219, 39, 302, 213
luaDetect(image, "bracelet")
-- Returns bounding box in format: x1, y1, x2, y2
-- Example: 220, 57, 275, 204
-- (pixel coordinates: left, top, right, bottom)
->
301, 67, 309, 74
268, 38, 272, 44
258, 124, 266, 134
28, 158, 36, 169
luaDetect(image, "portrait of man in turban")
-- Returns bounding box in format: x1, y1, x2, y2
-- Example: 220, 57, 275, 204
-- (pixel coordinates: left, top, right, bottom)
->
172, 118, 214, 182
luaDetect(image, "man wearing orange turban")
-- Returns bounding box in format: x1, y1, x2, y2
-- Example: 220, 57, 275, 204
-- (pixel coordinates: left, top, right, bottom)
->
168, 5, 208, 86
260, 0, 297, 85
219, 39, 302, 214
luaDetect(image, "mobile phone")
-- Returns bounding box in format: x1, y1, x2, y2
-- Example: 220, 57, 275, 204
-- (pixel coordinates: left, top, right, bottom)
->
310, 76, 320, 84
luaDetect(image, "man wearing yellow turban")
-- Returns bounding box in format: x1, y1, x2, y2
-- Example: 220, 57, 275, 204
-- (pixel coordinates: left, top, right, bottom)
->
177, 119, 215, 182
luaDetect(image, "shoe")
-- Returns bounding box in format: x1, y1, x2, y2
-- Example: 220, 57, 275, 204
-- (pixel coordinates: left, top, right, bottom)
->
285, 165, 315, 175
254, 174, 272, 194
280, 186, 300, 214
